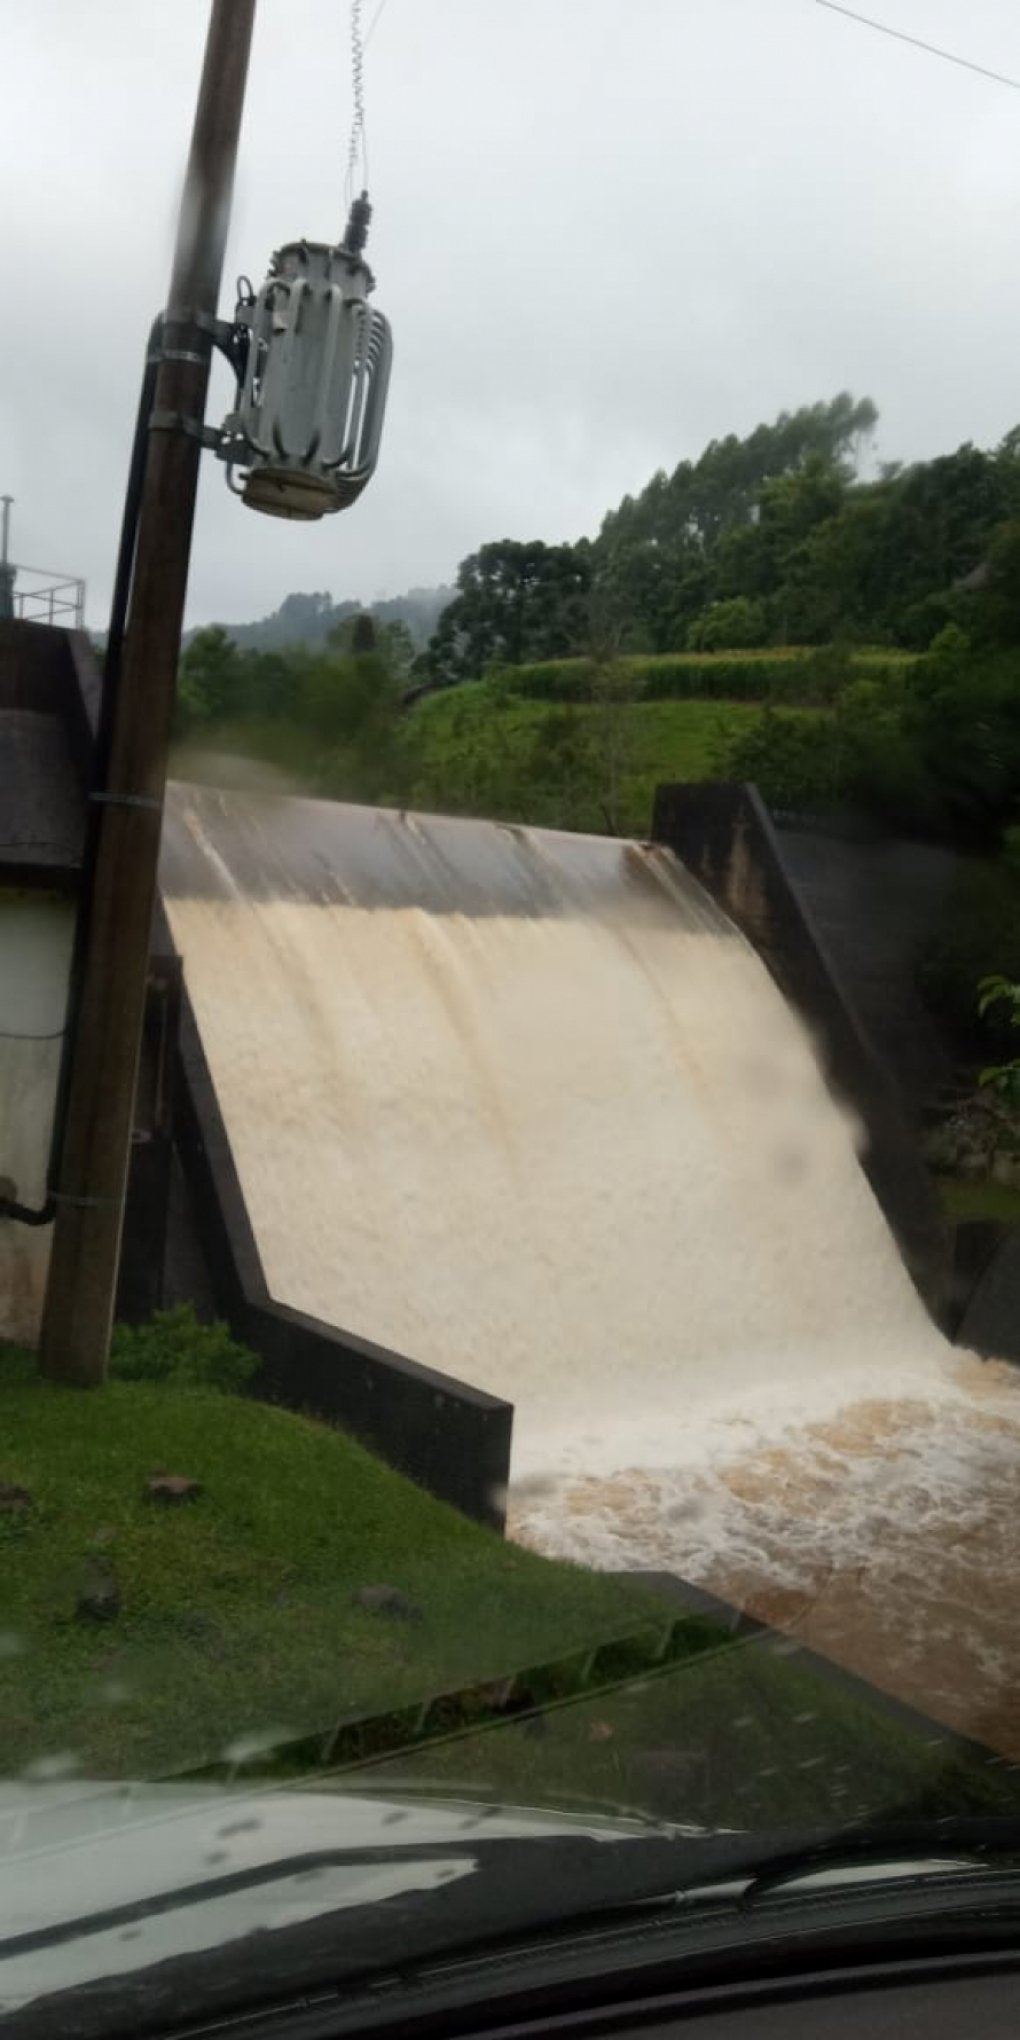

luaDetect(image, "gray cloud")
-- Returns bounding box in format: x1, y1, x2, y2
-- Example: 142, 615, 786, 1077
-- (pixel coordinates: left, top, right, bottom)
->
4, 0, 1020, 631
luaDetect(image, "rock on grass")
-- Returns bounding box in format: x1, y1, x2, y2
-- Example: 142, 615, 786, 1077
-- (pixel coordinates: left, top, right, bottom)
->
352, 1584, 424, 1622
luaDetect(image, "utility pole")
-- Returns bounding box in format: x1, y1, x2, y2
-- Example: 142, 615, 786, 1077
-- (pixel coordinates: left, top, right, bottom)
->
0, 497, 14, 619
39, 0, 258, 1385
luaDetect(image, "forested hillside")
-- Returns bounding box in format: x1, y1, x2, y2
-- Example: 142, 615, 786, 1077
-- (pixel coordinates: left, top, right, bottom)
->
175, 394, 1020, 1061
424, 394, 1020, 679
207, 584, 453, 654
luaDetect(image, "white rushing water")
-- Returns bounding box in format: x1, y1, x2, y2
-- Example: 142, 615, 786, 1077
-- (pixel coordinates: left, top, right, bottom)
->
161, 785, 1020, 1749
157, 781, 1020, 1751
161, 785, 959, 1469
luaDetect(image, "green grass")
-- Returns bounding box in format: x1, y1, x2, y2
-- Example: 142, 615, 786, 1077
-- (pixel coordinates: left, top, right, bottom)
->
360, 1631, 1016, 1832
172, 689, 823, 842
936, 1175, 1020, 1224
2, 1344, 1014, 1830
622, 698, 792, 781
406, 687, 820, 838
0, 1345, 651, 1782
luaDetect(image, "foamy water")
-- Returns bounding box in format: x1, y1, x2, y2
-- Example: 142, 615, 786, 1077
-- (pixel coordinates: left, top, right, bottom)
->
162, 784, 1020, 1751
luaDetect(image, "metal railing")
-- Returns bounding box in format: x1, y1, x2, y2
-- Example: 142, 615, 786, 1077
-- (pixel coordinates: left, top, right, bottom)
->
10, 564, 87, 629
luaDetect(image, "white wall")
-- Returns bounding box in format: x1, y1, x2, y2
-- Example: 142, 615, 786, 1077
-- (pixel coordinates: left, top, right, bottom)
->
0, 892, 74, 1346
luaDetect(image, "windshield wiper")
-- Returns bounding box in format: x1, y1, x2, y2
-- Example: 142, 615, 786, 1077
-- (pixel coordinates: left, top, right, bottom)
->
7, 1816, 1020, 2040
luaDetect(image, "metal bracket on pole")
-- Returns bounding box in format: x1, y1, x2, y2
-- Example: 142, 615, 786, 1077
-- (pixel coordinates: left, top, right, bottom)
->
164, 303, 249, 377
148, 408, 223, 450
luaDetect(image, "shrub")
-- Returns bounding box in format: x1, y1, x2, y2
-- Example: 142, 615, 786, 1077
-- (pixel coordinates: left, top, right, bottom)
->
902, 647, 1020, 840
977, 976, 1020, 1106
916, 861, 1020, 1057
495, 649, 911, 710
714, 707, 844, 811
641, 654, 811, 702
686, 597, 769, 652
110, 1305, 259, 1394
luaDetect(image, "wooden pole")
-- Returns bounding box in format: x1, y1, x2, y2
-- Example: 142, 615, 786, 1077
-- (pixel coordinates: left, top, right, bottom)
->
39, 0, 257, 1384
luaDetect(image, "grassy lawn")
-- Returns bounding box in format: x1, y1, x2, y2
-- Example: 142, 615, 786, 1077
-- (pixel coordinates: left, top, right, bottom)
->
622, 699, 762, 780
2, 1342, 1013, 1830
405, 687, 820, 838
0, 1344, 654, 1782
936, 1176, 1020, 1225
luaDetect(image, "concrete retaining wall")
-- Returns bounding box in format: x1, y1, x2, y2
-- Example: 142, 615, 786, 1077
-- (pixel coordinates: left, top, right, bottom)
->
771, 816, 956, 1122
958, 1230, 1020, 1365
652, 783, 950, 1315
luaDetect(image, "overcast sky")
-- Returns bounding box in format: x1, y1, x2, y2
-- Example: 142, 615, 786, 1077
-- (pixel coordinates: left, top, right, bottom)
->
4, 0, 1020, 630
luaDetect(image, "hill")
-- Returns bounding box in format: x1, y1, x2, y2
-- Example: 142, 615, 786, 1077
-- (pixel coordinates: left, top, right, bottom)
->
214, 585, 453, 654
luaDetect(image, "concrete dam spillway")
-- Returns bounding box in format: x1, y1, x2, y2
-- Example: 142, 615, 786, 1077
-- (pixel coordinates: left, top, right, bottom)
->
161, 782, 1020, 1755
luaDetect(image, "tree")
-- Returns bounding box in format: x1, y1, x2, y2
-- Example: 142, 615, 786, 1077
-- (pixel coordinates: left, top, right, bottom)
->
969, 520, 1020, 647
771, 487, 895, 644
298, 627, 406, 801
426, 539, 594, 683
593, 395, 877, 651
328, 611, 416, 681
687, 596, 768, 651
176, 626, 245, 726
902, 644, 1020, 839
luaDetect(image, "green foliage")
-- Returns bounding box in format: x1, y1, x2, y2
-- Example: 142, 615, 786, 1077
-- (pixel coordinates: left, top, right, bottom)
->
404, 683, 600, 830
713, 706, 844, 811
0, 1346, 657, 1781
422, 399, 1020, 669
592, 395, 878, 653
495, 648, 907, 708
426, 539, 594, 684
902, 645, 1020, 839
109, 1305, 259, 1393
406, 685, 789, 837
175, 618, 410, 806
327, 612, 416, 681
177, 625, 244, 726
174, 396, 1020, 860
200, 586, 452, 656
916, 861, 1020, 1054
687, 596, 768, 651
714, 660, 941, 822
585, 651, 645, 835
977, 976, 1020, 1105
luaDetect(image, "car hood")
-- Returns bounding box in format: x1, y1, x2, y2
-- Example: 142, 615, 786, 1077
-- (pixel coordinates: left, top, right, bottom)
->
0, 1777, 672, 2018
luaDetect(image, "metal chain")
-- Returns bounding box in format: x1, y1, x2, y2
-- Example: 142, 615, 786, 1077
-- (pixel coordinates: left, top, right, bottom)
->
345, 0, 369, 207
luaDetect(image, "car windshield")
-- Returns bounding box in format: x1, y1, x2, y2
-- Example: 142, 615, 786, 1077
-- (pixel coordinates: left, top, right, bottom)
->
3, 0, 1020, 2029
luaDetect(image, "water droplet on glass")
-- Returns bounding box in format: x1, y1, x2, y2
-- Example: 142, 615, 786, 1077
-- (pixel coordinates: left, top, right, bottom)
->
223, 1728, 292, 1765
23, 1751, 80, 1782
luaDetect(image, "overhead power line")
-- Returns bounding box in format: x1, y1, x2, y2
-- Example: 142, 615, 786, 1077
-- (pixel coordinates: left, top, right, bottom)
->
365, 0, 392, 50
814, 0, 1020, 93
